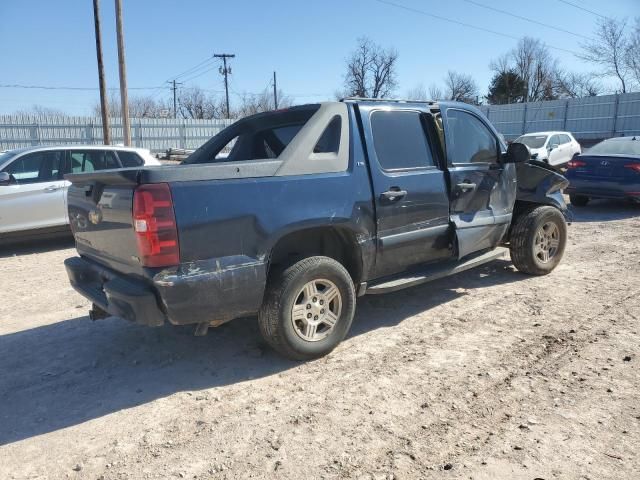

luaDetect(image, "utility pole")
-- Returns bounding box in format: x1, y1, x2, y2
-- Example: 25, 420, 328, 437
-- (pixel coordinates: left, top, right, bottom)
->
115, 0, 131, 145
273, 71, 278, 110
169, 79, 183, 119
92, 0, 110, 144
214, 53, 235, 118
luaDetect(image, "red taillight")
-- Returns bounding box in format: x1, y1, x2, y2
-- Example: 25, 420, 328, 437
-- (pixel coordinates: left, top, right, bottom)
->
132, 183, 180, 267
623, 163, 640, 173
567, 159, 586, 168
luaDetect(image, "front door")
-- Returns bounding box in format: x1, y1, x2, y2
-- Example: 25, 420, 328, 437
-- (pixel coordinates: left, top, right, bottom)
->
0, 150, 67, 233
358, 105, 453, 278
440, 105, 517, 259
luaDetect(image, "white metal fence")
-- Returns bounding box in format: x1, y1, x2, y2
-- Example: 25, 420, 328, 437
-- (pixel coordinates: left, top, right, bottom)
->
479, 92, 640, 141
1, 92, 639, 151
0, 116, 234, 152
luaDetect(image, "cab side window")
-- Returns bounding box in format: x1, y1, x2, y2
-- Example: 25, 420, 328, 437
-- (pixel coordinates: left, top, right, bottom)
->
2, 151, 64, 184
70, 150, 120, 173
370, 110, 435, 170
446, 109, 498, 164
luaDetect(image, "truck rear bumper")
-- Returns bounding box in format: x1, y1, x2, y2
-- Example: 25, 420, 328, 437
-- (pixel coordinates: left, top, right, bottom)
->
65, 256, 166, 327
65, 255, 268, 327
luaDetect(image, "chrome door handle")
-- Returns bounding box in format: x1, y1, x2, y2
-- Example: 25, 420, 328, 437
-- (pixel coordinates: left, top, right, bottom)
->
44, 185, 61, 192
380, 189, 408, 201
456, 182, 477, 192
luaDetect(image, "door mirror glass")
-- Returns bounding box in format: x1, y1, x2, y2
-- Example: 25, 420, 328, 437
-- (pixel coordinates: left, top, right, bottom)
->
0, 171, 12, 186
504, 142, 530, 164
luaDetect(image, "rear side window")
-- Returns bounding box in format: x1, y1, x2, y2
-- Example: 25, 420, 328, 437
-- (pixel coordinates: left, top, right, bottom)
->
314, 116, 341, 154
117, 150, 144, 167
370, 110, 435, 170
3, 151, 64, 184
188, 105, 321, 164
70, 150, 120, 172
446, 109, 498, 164
559, 134, 572, 144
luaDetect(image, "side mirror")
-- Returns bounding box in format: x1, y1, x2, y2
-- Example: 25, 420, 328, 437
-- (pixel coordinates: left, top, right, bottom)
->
0, 171, 12, 186
504, 142, 530, 164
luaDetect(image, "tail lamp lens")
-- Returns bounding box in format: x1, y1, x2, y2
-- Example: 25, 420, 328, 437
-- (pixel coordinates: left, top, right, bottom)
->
132, 183, 180, 267
567, 159, 586, 168
623, 163, 640, 173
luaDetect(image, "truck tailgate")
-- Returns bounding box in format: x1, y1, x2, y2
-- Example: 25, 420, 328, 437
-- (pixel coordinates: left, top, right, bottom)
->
66, 169, 144, 275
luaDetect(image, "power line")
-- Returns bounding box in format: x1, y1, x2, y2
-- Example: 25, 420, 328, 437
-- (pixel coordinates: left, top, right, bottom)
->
169, 56, 215, 81
372, 0, 580, 55
557, 0, 610, 20
179, 65, 219, 84
461, 0, 592, 40
0, 83, 163, 91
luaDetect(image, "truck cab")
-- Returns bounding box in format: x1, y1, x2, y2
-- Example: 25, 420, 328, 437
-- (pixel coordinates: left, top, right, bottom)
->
64, 99, 569, 360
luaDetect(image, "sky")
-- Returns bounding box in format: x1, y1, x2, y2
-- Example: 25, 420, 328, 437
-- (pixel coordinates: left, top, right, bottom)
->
0, 0, 637, 116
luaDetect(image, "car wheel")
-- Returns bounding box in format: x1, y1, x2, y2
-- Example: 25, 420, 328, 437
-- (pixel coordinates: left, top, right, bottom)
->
569, 194, 589, 207
258, 256, 356, 360
510, 206, 567, 276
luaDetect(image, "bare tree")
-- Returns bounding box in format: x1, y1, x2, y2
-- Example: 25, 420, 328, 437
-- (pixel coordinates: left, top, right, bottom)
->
14, 105, 69, 117
555, 71, 602, 98
344, 37, 398, 98
233, 88, 293, 118
405, 84, 428, 101
511, 37, 559, 101
92, 92, 171, 118
625, 17, 640, 88
428, 84, 444, 101
579, 18, 630, 93
177, 87, 224, 119
443, 71, 479, 103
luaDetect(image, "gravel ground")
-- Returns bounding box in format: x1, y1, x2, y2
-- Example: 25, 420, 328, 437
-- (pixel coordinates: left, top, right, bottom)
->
0, 199, 639, 480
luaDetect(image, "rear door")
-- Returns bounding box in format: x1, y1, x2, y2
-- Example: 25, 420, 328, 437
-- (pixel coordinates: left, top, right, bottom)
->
0, 150, 67, 232
440, 105, 516, 259
359, 105, 452, 278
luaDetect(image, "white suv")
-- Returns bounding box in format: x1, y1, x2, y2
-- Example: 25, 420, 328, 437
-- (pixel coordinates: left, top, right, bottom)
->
0, 145, 160, 238
514, 131, 581, 167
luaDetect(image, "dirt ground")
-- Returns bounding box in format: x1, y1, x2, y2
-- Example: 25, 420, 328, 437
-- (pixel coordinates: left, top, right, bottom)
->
1, 199, 639, 480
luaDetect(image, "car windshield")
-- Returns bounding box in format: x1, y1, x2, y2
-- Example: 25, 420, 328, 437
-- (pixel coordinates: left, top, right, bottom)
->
515, 135, 548, 149
588, 138, 640, 156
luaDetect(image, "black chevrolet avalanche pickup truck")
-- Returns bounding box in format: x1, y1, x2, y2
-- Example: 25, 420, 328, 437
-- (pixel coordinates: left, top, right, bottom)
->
64, 99, 569, 360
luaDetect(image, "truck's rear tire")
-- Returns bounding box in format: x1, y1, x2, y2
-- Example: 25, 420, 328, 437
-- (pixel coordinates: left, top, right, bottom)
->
509, 206, 567, 276
258, 256, 356, 360
569, 194, 589, 207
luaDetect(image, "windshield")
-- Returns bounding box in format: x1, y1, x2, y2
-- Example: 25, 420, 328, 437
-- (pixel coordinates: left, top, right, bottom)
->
0, 150, 19, 166
515, 135, 548, 149
588, 138, 640, 156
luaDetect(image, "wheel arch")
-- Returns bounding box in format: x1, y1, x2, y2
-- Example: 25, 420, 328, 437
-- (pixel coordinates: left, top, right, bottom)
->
266, 226, 364, 285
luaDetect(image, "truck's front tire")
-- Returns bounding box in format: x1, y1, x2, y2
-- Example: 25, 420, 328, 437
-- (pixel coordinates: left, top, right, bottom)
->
258, 256, 356, 360
509, 206, 567, 275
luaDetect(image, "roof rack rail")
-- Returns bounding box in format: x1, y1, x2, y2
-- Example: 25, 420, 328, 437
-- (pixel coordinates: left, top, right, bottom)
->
340, 97, 437, 105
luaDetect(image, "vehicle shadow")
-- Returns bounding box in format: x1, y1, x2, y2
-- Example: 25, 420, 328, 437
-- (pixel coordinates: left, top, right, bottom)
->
0, 259, 523, 446
568, 199, 640, 222
0, 235, 74, 258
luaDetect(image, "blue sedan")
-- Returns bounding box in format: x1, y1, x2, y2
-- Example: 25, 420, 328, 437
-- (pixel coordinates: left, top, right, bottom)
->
565, 136, 640, 206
